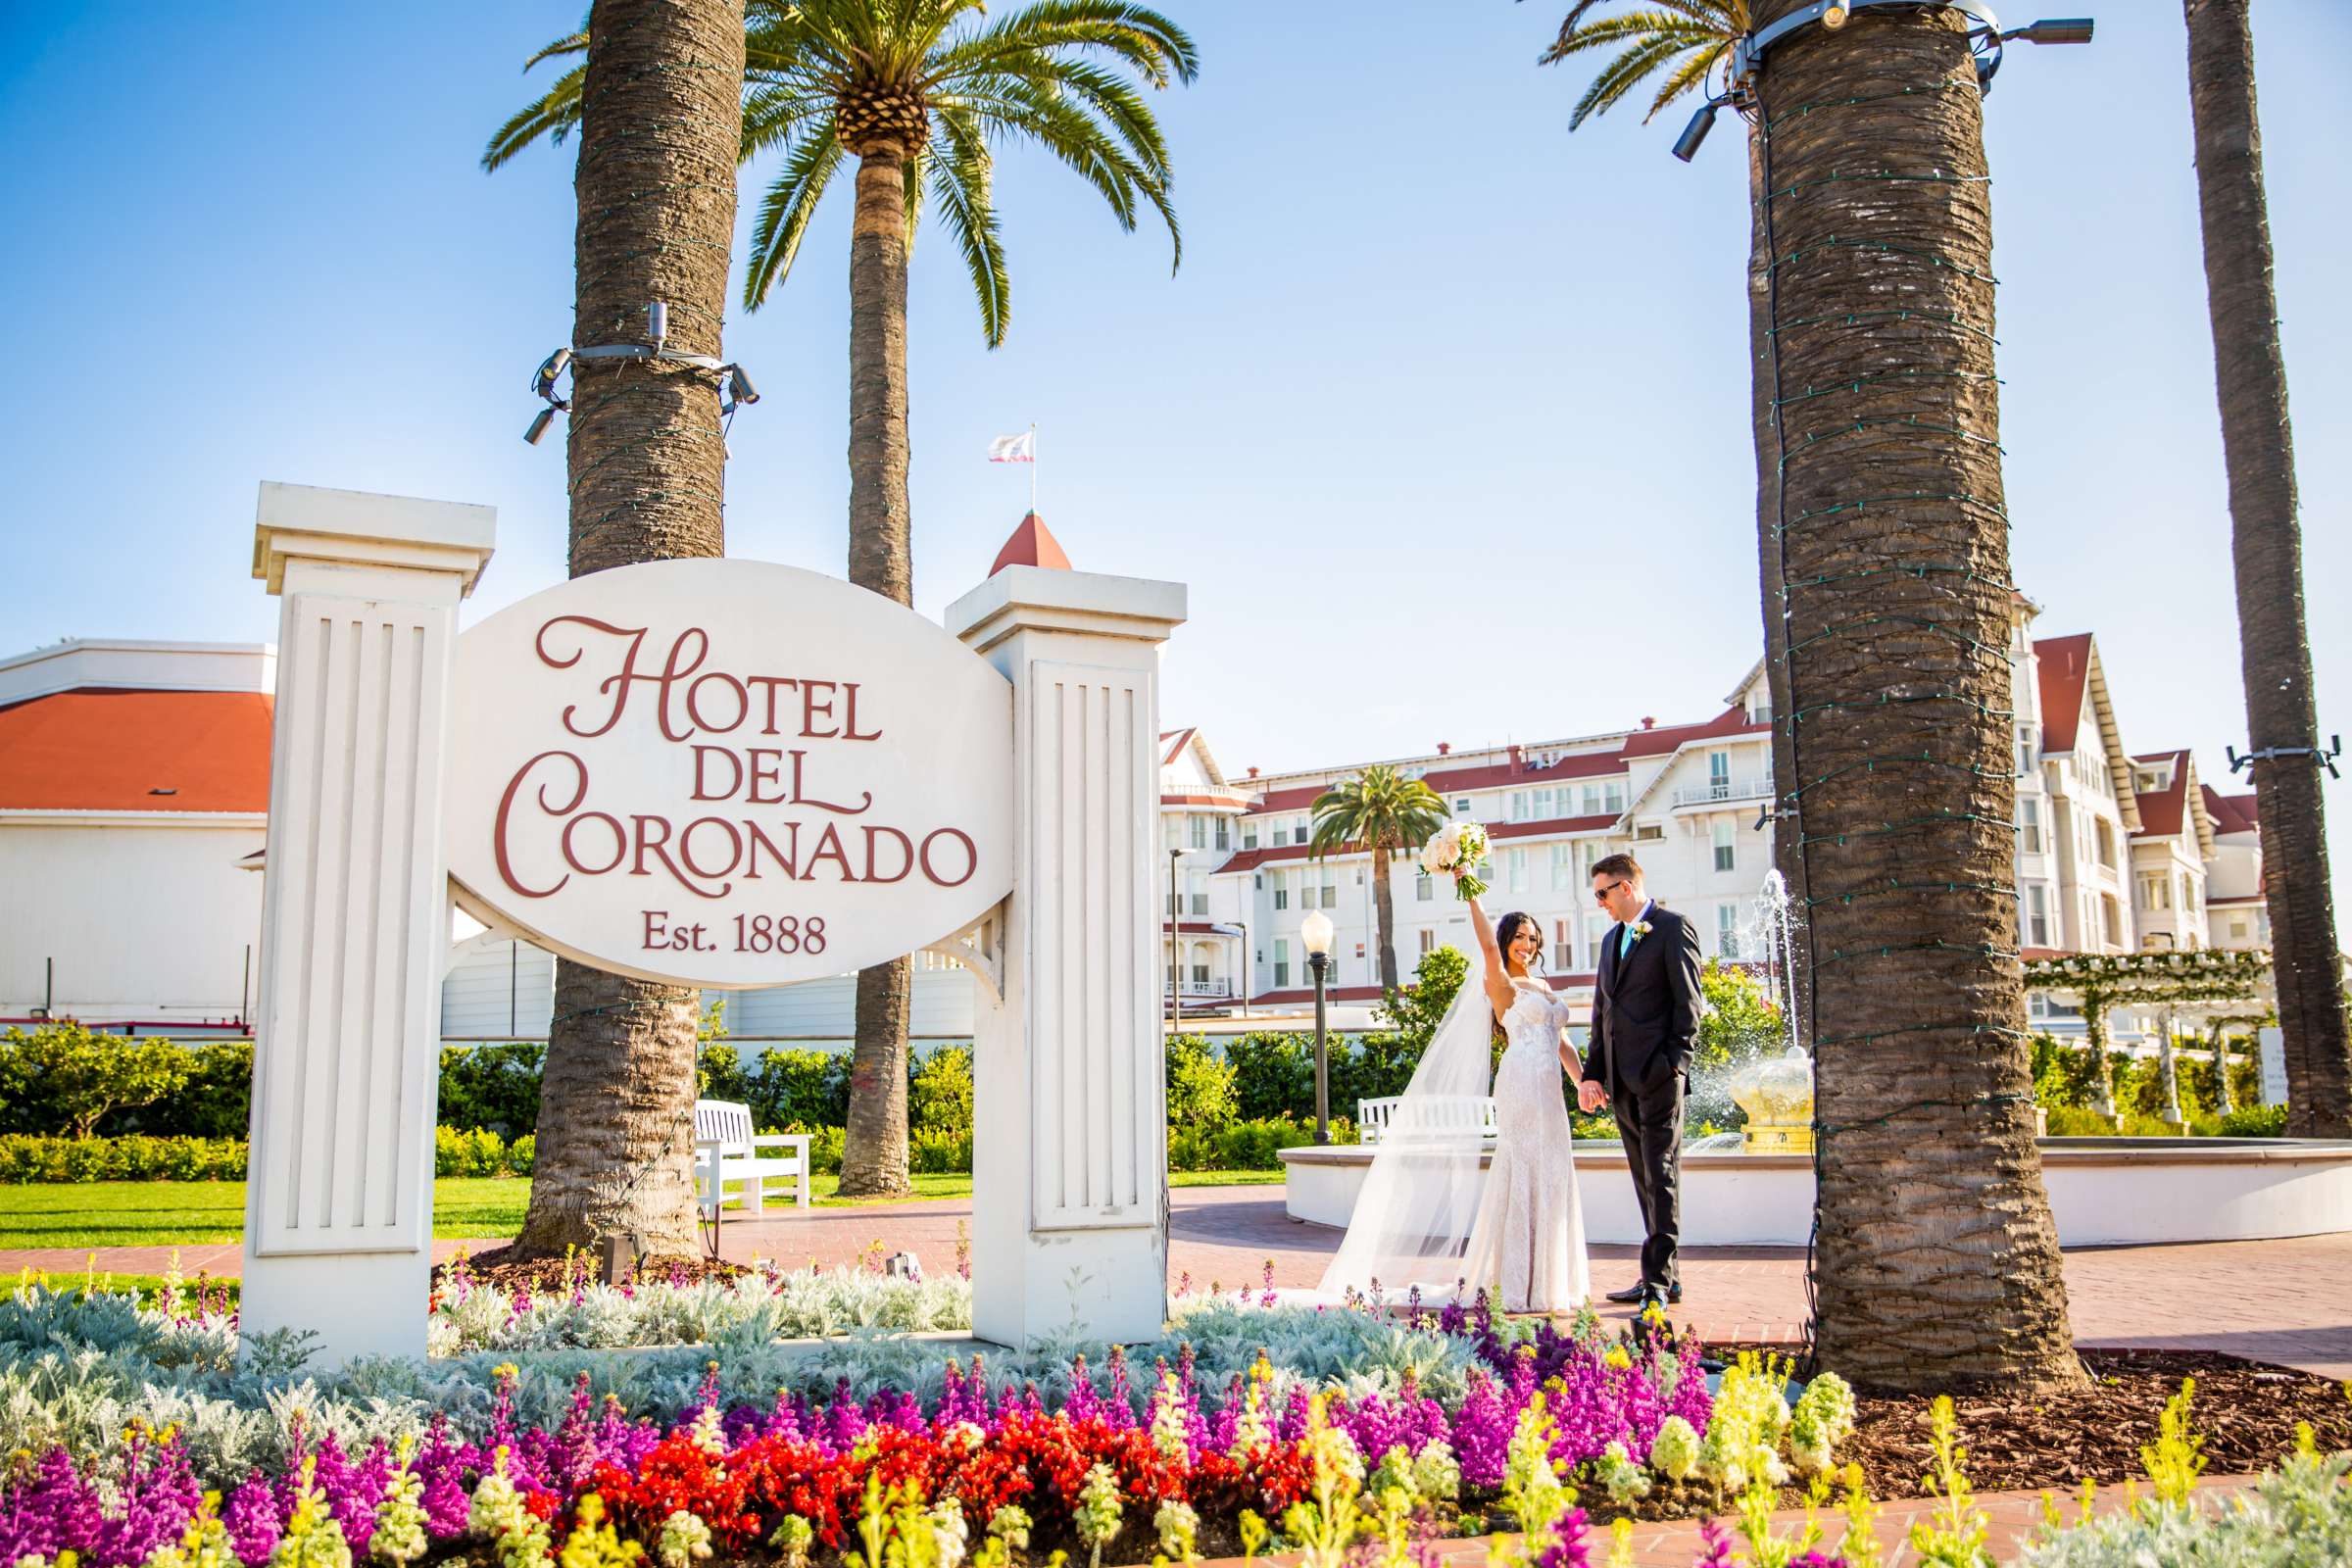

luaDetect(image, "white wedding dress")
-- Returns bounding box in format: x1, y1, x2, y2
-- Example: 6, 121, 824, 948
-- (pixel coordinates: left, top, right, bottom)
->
1457, 980, 1591, 1311
1316, 956, 1591, 1313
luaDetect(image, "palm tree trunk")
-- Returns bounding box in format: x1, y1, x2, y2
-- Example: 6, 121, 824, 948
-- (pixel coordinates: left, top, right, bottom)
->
839, 139, 917, 1197
515, 0, 746, 1259
2183, 0, 2352, 1138
1747, 122, 1811, 1054
1752, 0, 2081, 1390
1372, 844, 1399, 993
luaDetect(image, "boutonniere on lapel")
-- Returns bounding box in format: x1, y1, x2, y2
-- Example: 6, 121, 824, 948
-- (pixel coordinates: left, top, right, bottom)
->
1627, 920, 1654, 946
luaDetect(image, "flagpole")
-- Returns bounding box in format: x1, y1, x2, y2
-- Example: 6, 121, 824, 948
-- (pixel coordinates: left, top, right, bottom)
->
1030, 421, 1038, 516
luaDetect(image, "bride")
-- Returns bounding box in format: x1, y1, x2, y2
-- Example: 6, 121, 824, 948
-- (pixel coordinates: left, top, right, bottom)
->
1317, 888, 1591, 1312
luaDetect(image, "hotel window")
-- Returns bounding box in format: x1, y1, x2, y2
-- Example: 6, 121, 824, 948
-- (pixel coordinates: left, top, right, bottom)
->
1190, 889, 1208, 917
1296, 815, 1311, 843
2026, 885, 2050, 947
1712, 819, 1736, 873
1587, 914, 1608, 954
2018, 797, 2043, 854
1274, 939, 1291, 988
2229, 914, 2248, 941
1551, 844, 1575, 891
1506, 848, 1529, 893
1415, 871, 1433, 902
2095, 819, 2117, 870
1214, 818, 1229, 851
1553, 918, 1575, 972
1508, 791, 1529, 822
2017, 724, 2036, 776
1454, 797, 1473, 817
1603, 781, 1626, 812
1189, 815, 1207, 849
1319, 875, 1340, 909
1418, 928, 1435, 956
1717, 904, 1741, 959
1273, 873, 1289, 910
1708, 752, 1732, 799
1582, 784, 1603, 814
1191, 962, 1209, 985
1272, 823, 1289, 847
2139, 873, 2170, 910
1533, 787, 1555, 818
1637, 823, 1665, 842
1243, 822, 1259, 849
2102, 895, 2124, 948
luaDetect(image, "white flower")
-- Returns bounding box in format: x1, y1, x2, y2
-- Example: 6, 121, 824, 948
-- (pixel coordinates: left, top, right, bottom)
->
657, 1511, 712, 1568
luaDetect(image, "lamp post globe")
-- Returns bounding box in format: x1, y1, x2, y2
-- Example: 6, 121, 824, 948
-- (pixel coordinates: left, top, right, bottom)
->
1301, 911, 1336, 1144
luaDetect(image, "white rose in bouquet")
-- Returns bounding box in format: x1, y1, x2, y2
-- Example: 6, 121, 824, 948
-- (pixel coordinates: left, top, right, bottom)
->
1418, 821, 1490, 900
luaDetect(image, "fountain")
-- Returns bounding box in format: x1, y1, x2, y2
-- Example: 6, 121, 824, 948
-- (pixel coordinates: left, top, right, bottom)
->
1728, 1048, 1815, 1153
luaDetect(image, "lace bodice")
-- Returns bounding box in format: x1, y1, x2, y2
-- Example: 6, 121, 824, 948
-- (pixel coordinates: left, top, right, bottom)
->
1501, 981, 1575, 1054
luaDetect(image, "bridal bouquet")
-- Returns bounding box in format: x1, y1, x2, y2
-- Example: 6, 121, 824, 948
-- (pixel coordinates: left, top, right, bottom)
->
1418, 821, 1492, 900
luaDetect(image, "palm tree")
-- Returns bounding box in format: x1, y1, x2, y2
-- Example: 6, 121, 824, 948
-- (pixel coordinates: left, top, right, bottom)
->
1738, 0, 2080, 1391
2182, 0, 2351, 1138
1536, 4, 1813, 1051
1308, 766, 1449, 994
507, 0, 747, 1259
491, 0, 1197, 1196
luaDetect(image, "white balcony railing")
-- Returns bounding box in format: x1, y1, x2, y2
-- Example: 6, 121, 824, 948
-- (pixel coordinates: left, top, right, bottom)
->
1165, 979, 1234, 999
1672, 777, 1773, 808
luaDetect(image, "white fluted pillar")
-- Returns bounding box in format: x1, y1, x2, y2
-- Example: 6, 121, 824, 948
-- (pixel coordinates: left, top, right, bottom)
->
946, 566, 1187, 1347
240, 482, 494, 1365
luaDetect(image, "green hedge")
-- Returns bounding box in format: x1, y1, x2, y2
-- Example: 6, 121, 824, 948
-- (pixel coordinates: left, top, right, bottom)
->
0, 1126, 540, 1184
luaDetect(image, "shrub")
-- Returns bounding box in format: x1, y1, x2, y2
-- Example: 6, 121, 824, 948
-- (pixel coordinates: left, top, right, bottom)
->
1693, 960, 1784, 1071
0, 1133, 249, 1182
1329, 1030, 1419, 1109
1378, 944, 1470, 1053
2031, 1033, 2101, 1109
741, 1048, 851, 1132
1165, 1035, 1238, 1129
1226, 1033, 1315, 1122
437, 1042, 546, 1136
122, 1041, 253, 1139
0, 1023, 193, 1137
1166, 1114, 1333, 1172
506, 1132, 536, 1173
2041, 1104, 2117, 1138
909, 1045, 974, 1140
910, 1127, 974, 1174
433, 1124, 512, 1177
782, 1122, 847, 1175
2217, 1102, 2287, 1138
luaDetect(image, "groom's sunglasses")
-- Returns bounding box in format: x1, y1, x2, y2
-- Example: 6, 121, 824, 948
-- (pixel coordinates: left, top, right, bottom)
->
1592, 879, 1630, 904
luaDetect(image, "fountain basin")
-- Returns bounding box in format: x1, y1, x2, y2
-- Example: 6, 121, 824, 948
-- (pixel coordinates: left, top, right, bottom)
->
1276, 1137, 2352, 1248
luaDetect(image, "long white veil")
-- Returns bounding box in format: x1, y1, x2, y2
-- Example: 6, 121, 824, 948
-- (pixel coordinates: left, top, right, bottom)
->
1316, 946, 1498, 1301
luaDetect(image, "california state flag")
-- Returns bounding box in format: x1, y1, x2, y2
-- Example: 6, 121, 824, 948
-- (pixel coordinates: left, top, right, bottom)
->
987, 430, 1035, 464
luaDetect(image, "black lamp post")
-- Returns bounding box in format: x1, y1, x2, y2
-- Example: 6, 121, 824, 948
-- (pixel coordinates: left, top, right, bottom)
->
1168, 847, 1183, 1029
1302, 909, 1334, 1144
1234, 918, 1249, 1021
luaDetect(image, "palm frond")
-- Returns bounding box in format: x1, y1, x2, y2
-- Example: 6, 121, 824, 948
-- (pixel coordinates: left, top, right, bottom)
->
923, 0, 1198, 91
481, 62, 587, 171
1642, 39, 1727, 122
952, 74, 1181, 270
521, 26, 589, 74
929, 106, 1011, 346
1568, 34, 1690, 129
743, 124, 847, 309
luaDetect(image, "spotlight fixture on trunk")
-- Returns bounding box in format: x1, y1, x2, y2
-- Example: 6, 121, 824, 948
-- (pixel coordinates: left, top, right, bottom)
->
522, 304, 760, 445
1672, 99, 1724, 163
2005, 17, 2092, 43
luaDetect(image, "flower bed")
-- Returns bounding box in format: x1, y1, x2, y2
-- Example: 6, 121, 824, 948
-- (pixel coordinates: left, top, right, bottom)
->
4, 1270, 2347, 1568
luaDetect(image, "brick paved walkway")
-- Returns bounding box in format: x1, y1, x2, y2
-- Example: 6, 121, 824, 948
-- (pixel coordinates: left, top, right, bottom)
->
9, 1188, 2348, 1378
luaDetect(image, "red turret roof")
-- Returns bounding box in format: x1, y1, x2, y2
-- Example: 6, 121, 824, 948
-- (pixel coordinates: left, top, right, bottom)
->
0, 689, 274, 811
989, 512, 1071, 575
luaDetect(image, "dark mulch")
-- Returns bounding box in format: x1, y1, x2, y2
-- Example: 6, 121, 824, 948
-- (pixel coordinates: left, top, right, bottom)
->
1730, 1344, 2351, 1498
431, 1245, 752, 1298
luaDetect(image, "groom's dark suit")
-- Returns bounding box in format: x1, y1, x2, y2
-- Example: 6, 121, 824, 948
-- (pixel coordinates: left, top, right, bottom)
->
1582, 901, 1703, 1295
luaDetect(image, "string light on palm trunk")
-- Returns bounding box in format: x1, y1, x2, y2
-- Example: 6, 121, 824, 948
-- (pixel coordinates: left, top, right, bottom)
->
1669, 2, 2094, 164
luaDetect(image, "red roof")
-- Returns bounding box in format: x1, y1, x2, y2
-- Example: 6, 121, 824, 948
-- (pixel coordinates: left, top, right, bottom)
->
1241, 720, 1762, 818
1491, 812, 1622, 841
0, 689, 273, 812
2034, 634, 2092, 754
989, 512, 1071, 575
2131, 749, 2190, 839
2202, 787, 2258, 834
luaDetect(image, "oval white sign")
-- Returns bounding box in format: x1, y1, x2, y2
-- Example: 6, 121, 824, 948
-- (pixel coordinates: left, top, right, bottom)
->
446, 559, 1013, 988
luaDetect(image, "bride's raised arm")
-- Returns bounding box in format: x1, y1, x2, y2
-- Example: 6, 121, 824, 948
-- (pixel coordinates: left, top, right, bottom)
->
1464, 888, 1514, 1019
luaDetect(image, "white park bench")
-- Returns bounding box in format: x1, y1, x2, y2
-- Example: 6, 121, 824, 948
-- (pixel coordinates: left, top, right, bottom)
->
1356, 1095, 1499, 1145
692, 1100, 811, 1215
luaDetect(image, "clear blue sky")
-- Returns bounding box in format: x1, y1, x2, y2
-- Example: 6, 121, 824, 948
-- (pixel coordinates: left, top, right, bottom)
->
2, 2, 2346, 912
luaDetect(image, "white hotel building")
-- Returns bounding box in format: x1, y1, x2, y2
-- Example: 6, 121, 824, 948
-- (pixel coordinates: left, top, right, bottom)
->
0, 537, 2271, 1047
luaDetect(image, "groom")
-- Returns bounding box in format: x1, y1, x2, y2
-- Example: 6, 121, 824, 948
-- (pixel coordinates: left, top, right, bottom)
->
1578, 854, 1702, 1310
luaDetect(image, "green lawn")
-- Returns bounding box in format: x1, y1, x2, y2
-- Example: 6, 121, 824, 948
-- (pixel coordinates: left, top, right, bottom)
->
0, 1169, 1284, 1251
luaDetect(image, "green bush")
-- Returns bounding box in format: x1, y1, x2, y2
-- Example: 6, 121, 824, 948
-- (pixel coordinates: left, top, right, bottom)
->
2217, 1102, 2288, 1137
0, 1133, 248, 1182
122, 1041, 253, 1139
433, 1124, 511, 1177
910, 1127, 973, 1174
1694, 960, 1785, 1071
1328, 1030, 1419, 1110
437, 1042, 546, 1137
506, 1132, 536, 1174
2041, 1104, 2117, 1137
1377, 944, 1470, 1054
1167, 1113, 1346, 1172
740, 1049, 852, 1133
1226, 1033, 1315, 1122
0, 1023, 193, 1137
1165, 1035, 1238, 1129
909, 1046, 974, 1140
2031, 1033, 2101, 1109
